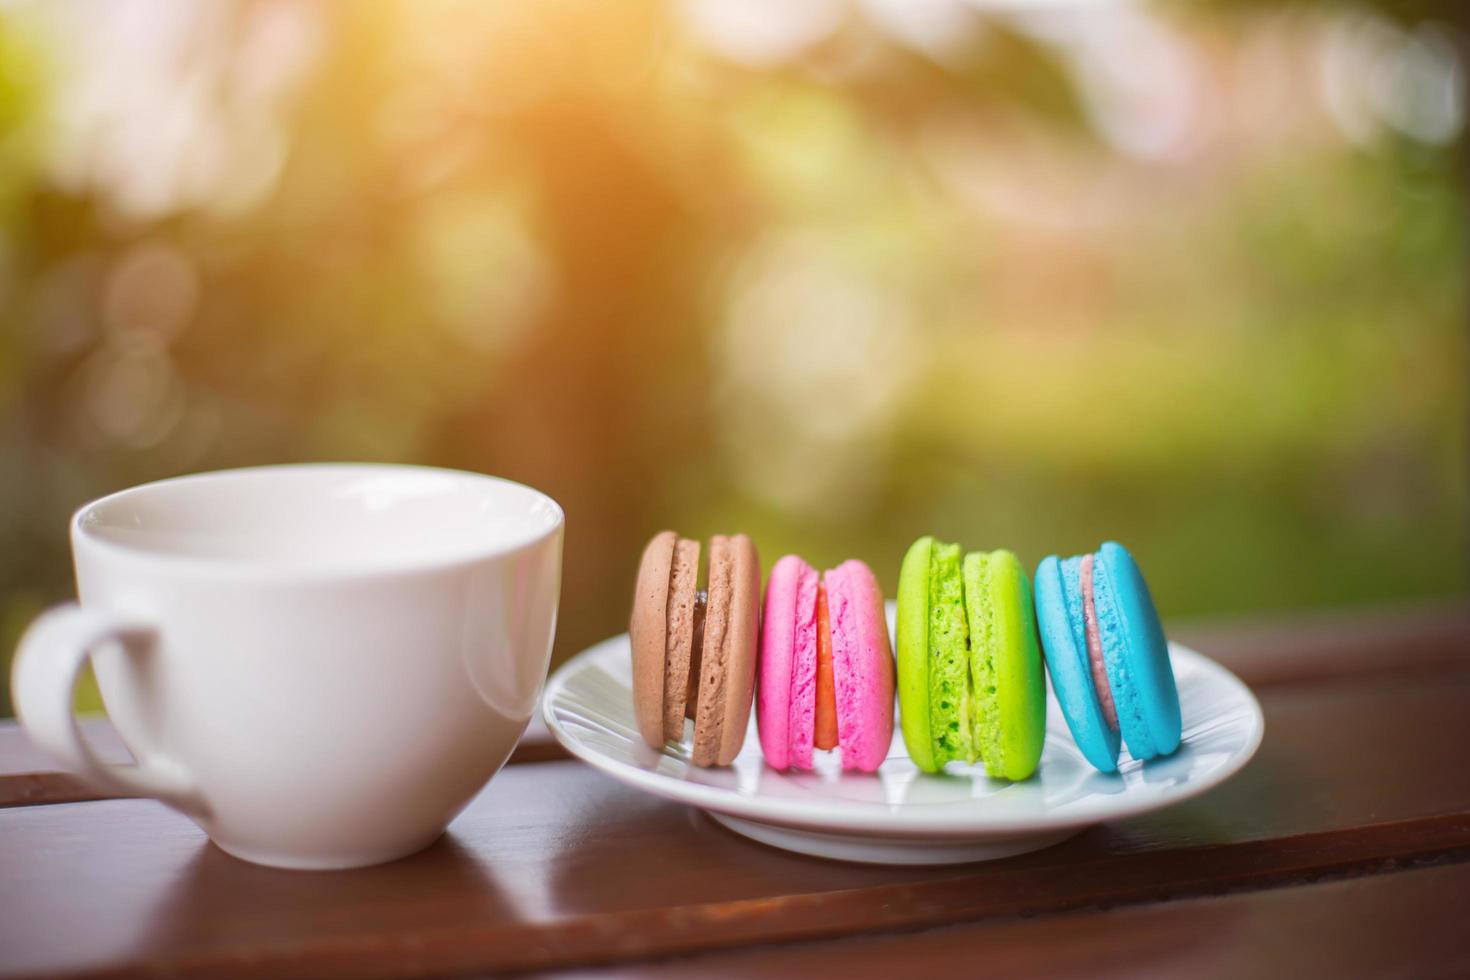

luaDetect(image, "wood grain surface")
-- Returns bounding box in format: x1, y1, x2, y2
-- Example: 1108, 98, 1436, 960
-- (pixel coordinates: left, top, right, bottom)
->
575, 857, 1470, 979
0, 604, 1467, 978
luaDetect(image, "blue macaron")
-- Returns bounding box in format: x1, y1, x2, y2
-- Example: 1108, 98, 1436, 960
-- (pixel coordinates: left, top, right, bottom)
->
1034, 542, 1181, 773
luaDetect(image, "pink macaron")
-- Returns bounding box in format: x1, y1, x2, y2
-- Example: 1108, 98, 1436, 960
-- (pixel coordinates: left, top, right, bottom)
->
758, 556, 895, 772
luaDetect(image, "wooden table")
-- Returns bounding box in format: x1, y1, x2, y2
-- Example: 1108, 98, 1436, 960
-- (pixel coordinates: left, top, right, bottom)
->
3, 604, 1469, 979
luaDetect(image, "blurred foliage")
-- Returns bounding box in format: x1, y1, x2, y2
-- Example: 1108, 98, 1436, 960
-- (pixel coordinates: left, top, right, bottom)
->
0, 0, 1466, 717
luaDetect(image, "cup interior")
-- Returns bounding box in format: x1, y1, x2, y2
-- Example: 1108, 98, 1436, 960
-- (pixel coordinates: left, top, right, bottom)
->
75, 465, 563, 571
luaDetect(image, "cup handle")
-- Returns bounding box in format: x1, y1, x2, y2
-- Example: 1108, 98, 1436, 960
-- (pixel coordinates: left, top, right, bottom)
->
12, 604, 201, 809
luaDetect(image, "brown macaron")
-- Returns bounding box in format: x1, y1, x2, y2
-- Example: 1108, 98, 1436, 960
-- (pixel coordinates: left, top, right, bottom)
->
630, 531, 761, 767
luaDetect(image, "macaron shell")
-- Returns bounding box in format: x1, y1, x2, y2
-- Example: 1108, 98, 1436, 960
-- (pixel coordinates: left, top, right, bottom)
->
721, 534, 763, 764
983, 550, 1045, 781
758, 554, 818, 771
757, 554, 802, 770
1094, 541, 1181, 760
1034, 555, 1121, 773
961, 552, 1000, 772
691, 533, 761, 767
786, 561, 819, 770
691, 536, 732, 765
895, 537, 937, 773
824, 559, 894, 773
629, 531, 675, 750
927, 541, 972, 768
661, 537, 701, 742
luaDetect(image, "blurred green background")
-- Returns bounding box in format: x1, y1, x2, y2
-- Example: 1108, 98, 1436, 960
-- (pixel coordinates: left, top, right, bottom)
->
1, 0, 1466, 717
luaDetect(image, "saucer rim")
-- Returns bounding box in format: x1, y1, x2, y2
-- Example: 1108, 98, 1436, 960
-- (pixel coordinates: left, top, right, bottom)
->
542, 635, 1264, 839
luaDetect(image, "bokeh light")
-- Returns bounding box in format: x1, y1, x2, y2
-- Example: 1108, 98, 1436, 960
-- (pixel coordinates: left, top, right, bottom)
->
0, 0, 1465, 716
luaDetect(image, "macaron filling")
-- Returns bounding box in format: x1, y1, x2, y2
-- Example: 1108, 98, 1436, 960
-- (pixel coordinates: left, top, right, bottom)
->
683, 590, 707, 721
799, 577, 842, 756
791, 571, 866, 760
1079, 554, 1120, 731
814, 582, 839, 751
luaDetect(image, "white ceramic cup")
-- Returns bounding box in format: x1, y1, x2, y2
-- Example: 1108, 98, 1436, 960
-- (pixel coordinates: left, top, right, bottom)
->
11, 464, 563, 870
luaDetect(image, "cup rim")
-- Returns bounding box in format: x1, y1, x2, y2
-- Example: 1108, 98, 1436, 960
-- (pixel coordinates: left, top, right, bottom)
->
71, 463, 565, 582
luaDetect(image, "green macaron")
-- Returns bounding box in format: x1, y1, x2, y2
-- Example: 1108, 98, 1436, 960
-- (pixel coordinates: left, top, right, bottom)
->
896, 537, 1046, 780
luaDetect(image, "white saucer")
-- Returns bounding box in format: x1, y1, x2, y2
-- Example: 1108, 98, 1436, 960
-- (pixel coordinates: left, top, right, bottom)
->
542, 614, 1264, 865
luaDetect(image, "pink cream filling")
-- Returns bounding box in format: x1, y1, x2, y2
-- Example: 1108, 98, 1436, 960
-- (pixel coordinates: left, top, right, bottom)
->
1080, 554, 1119, 731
